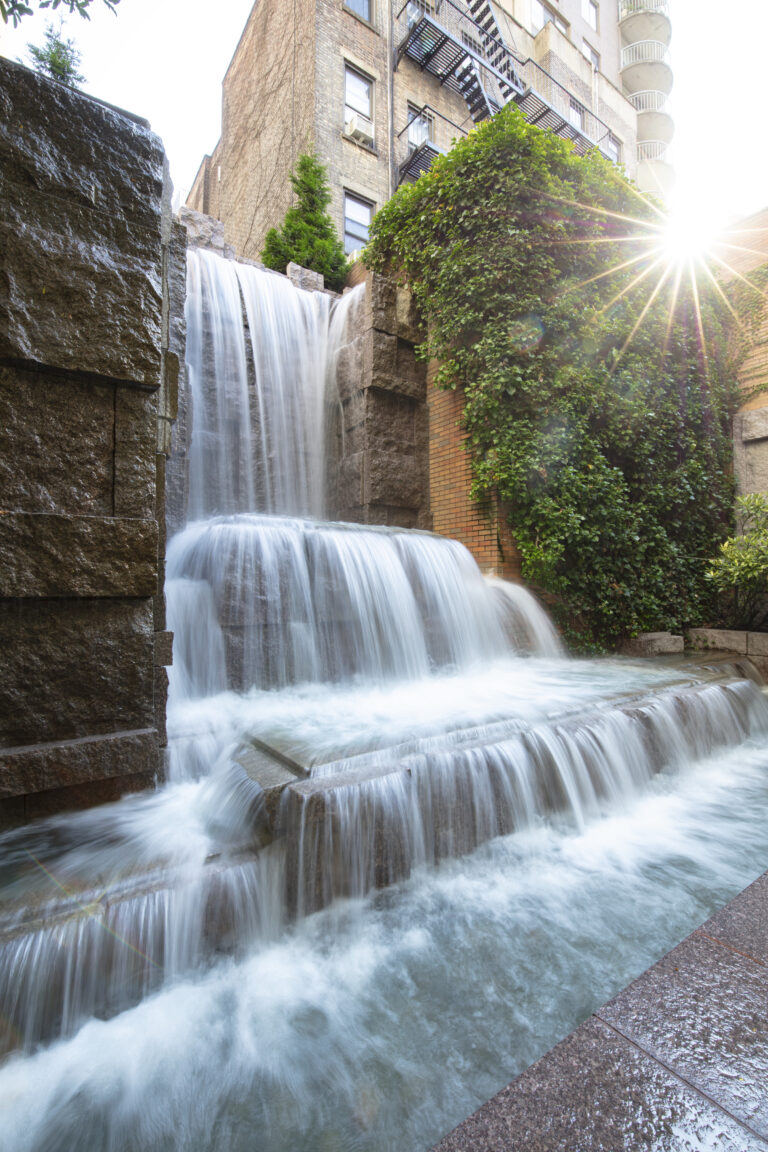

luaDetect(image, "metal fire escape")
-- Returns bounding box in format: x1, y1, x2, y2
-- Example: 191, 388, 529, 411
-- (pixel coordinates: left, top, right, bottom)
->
396, 0, 617, 162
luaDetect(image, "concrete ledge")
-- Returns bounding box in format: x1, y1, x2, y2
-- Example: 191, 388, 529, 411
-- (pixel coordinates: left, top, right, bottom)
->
620, 631, 684, 657
0, 728, 159, 797
0, 513, 158, 598
432, 870, 768, 1151
688, 628, 749, 654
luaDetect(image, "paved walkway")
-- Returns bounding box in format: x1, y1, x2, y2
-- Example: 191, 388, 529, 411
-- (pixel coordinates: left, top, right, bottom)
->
432, 870, 768, 1151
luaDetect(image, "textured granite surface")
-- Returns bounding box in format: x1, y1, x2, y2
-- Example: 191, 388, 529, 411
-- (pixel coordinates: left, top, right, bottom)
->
432, 870, 768, 1152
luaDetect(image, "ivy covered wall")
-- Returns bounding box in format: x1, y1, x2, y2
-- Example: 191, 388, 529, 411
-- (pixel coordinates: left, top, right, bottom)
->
365, 104, 746, 649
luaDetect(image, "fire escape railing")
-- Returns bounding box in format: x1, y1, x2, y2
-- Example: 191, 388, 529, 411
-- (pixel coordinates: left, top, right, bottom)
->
395, 0, 617, 168
396, 104, 469, 185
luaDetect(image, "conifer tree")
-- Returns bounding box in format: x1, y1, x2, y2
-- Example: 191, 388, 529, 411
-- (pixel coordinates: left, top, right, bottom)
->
26, 21, 85, 86
261, 154, 350, 292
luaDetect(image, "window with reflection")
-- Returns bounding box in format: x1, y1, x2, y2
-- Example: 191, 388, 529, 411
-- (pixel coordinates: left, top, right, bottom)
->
344, 193, 373, 254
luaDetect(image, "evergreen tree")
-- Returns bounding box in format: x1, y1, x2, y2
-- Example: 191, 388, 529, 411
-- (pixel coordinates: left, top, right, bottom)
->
261, 154, 350, 292
26, 21, 85, 86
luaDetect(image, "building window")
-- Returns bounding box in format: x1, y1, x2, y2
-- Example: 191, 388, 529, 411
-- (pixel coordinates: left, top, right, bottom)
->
344, 192, 373, 254
531, 0, 568, 35
569, 98, 585, 131
407, 103, 434, 150
344, 65, 373, 135
582, 40, 599, 70
605, 133, 621, 163
582, 0, 598, 30
344, 0, 372, 21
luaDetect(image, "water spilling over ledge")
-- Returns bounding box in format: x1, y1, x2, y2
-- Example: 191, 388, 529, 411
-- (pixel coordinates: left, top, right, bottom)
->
2, 247, 768, 1150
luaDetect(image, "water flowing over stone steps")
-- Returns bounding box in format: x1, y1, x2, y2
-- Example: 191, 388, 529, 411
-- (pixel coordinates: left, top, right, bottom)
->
1, 664, 764, 1053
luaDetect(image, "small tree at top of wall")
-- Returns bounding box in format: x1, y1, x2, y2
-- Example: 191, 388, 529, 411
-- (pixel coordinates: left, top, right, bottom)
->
1, 0, 118, 26
25, 20, 85, 86
261, 154, 350, 293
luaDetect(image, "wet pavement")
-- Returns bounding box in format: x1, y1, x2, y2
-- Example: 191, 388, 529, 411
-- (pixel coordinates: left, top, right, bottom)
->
433, 870, 768, 1151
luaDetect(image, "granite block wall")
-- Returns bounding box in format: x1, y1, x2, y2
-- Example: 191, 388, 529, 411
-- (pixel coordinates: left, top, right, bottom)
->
0, 59, 182, 827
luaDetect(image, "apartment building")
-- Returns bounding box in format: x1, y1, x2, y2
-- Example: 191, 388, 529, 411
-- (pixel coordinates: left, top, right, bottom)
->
188, 0, 672, 266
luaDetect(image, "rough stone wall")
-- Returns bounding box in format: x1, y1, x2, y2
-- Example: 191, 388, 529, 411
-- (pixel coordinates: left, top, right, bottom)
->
333, 265, 431, 527
427, 362, 521, 577
0, 60, 181, 826
187, 0, 317, 260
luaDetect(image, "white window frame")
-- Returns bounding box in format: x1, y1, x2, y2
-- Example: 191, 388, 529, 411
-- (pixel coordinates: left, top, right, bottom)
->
605, 133, 622, 163
581, 40, 600, 70
407, 103, 435, 151
344, 65, 374, 134
344, 191, 374, 255
582, 0, 598, 31
569, 98, 585, 131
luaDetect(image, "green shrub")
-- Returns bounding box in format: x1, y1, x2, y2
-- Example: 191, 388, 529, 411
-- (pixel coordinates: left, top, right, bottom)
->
365, 104, 753, 649
708, 493, 768, 629
261, 154, 349, 292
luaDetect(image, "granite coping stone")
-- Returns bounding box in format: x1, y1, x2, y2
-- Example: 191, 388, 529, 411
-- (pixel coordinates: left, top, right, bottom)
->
433, 1015, 768, 1152
432, 870, 768, 1151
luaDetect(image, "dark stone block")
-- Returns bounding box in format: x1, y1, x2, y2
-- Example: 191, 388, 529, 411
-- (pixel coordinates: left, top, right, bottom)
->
0, 365, 114, 515
0, 183, 162, 386
702, 871, 768, 965
153, 631, 174, 667
22, 771, 157, 823
366, 389, 417, 452
114, 389, 157, 517
0, 729, 159, 798
0, 599, 154, 747
364, 448, 424, 508
432, 1016, 765, 1152
0, 513, 158, 598
598, 932, 768, 1138
154, 665, 169, 747
0, 59, 163, 229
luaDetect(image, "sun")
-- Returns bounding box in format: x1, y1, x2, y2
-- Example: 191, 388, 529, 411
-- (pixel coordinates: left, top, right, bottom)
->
660, 209, 721, 269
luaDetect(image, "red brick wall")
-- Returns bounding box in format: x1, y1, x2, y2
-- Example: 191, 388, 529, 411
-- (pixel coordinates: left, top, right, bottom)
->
427, 360, 521, 578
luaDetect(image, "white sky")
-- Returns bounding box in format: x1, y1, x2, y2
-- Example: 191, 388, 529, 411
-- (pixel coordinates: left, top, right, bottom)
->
2, 0, 768, 224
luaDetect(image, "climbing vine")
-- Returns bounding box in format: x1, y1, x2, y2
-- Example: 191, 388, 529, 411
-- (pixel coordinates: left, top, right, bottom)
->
365, 103, 757, 648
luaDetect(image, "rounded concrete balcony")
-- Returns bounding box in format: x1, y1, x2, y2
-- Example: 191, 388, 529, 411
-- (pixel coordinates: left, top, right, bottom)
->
637, 155, 674, 199
637, 139, 668, 162
620, 41, 673, 95
619, 1, 671, 48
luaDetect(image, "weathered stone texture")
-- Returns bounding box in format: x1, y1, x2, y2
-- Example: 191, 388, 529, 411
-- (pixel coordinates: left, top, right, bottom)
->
0, 514, 158, 599
0, 58, 181, 816
620, 632, 684, 657
0, 366, 114, 515
0, 60, 164, 227
0, 182, 162, 385
0, 599, 154, 748
0, 730, 159, 799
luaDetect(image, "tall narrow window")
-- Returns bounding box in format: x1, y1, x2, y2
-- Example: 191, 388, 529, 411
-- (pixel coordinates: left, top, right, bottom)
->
344, 0, 371, 21
605, 134, 621, 163
344, 66, 373, 132
582, 0, 598, 30
582, 41, 600, 70
407, 103, 434, 150
344, 192, 373, 255
569, 98, 585, 130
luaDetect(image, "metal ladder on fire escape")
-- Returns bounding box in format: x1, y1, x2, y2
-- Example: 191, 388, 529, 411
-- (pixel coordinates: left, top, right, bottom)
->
455, 0, 523, 122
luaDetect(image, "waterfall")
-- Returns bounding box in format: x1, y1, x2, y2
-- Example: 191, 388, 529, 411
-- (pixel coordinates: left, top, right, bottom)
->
2, 247, 768, 1152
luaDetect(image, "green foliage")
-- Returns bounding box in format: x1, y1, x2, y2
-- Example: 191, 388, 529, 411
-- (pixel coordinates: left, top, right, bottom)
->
365, 104, 753, 648
25, 20, 84, 85
708, 494, 768, 629
261, 154, 350, 293
1, 0, 118, 26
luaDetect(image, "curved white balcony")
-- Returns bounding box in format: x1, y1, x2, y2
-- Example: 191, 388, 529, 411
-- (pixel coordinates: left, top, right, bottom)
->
636, 108, 674, 145
629, 89, 669, 114
636, 155, 674, 199
619, 1, 671, 47
620, 40, 673, 94
637, 139, 668, 161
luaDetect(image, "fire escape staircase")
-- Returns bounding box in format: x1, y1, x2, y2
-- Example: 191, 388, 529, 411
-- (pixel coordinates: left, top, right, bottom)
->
397, 0, 614, 160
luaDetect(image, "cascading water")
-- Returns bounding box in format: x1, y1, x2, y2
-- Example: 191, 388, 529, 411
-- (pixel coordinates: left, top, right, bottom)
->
2, 247, 768, 1152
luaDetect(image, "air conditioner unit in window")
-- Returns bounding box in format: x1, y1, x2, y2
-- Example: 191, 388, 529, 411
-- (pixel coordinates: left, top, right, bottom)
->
345, 114, 374, 146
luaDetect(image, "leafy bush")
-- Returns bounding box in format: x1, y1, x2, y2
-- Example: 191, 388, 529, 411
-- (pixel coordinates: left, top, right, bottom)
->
261, 154, 349, 292
708, 493, 768, 629
365, 104, 751, 648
